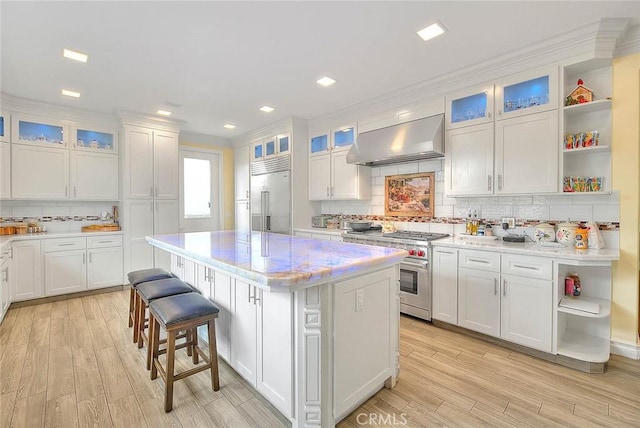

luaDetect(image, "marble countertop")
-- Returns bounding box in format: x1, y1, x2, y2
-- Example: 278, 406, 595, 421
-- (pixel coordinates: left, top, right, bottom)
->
147, 231, 407, 290
433, 236, 619, 261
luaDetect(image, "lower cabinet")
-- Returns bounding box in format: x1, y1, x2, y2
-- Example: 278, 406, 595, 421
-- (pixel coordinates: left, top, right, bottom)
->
45, 249, 87, 296
10, 240, 43, 301
458, 267, 501, 337
231, 280, 258, 384
212, 271, 232, 362
1, 249, 11, 322
87, 246, 123, 289
431, 247, 458, 323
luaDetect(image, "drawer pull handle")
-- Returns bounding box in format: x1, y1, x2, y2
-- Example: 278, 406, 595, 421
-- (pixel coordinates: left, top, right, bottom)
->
494, 278, 498, 295
503, 279, 507, 296
58, 243, 75, 246
513, 264, 538, 270
98, 241, 113, 244
438, 251, 455, 255
468, 258, 490, 264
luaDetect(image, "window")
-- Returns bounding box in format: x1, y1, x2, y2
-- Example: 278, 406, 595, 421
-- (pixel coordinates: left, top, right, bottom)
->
183, 157, 211, 218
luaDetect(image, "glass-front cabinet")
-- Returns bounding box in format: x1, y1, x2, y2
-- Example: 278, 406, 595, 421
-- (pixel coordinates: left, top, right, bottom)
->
309, 132, 329, 156
264, 137, 276, 158
445, 85, 494, 130
332, 125, 356, 152
0, 111, 9, 143
11, 114, 69, 148
495, 66, 558, 120
252, 133, 290, 161
72, 125, 118, 153
276, 133, 290, 156
251, 140, 264, 161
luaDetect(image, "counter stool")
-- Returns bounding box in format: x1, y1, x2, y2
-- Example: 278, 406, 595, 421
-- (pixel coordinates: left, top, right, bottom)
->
135, 278, 194, 368
149, 293, 220, 412
127, 268, 173, 338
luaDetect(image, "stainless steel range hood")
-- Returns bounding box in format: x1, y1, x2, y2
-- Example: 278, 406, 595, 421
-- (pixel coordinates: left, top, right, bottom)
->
346, 114, 444, 166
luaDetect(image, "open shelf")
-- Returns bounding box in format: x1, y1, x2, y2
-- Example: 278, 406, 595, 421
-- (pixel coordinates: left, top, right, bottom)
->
558, 296, 610, 318
557, 330, 610, 363
563, 99, 612, 116
563, 145, 610, 154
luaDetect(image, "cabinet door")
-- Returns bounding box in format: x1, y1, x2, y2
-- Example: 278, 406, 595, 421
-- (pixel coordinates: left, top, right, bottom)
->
495, 67, 558, 120
251, 141, 264, 162
153, 200, 179, 271
500, 274, 552, 352
10, 241, 43, 301
153, 130, 179, 199
446, 85, 494, 129
264, 137, 277, 158
331, 150, 367, 200
231, 280, 257, 385
309, 153, 331, 200
432, 248, 458, 324
0, 111, 9, 143
445, 123, 494, 196
212, 271, 232, 362
11, 115, 68, 148
235, 200, 251, 243
125, 200, 154, 272
70, 152, 119, 200
182, 259, 196, 287
234, 145, 250, 200
276, 133, 290, 156
124, 126, 154, 198
309, 132, 330, 156
72, 125, 117, 153
1, 259, 11, 319
87, 247, 123, 289
12, 145, 69, 199
0, 142, 10, 199
332, 125, 356, 152
458, 268, 500, 337
45, 250, 87, 296
257, 289, 293, 418
170, 253, 184, 279
495, 110, 558, 194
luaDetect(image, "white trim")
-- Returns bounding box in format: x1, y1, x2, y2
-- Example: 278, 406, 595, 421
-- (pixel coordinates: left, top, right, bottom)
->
610, 340, 640, 360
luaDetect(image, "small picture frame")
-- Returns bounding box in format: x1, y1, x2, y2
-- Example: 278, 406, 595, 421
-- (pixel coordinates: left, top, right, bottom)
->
385, 172, 435, 217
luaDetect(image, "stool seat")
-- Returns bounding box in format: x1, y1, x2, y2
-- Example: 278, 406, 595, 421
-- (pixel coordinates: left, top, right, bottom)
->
136, 278, 194, 303
128, 268, 173, 286
151, 293, 220, 326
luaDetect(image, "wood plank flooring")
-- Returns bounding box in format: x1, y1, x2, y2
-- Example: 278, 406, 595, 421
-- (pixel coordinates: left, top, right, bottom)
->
1, 289, 639, 427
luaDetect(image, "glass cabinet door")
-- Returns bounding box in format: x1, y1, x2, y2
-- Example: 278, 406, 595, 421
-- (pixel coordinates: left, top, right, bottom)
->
309, 133, 329, 156
251, 141, 264, 161
12, 115, 68, 148
495, 66, 558, 120
276, 134, 290, 155
73, 126, 117, 153
332, 126, 355, 151
445, 85, 494, 130
0, 111, 8, 143
264, 138, 276, 157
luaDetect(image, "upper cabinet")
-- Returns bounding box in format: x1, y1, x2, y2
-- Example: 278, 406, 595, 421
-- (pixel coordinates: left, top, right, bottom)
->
12, 145, 69, 199
308, 124, 369, 201
0, 111, 9, 143
445, 85, 494, 130
72, 124, 118, 153
235, 145, 250, 200
11, 114, 69, 149
494, 66, 558, 120
0, 142, 10, 199
70, 151, 119, 200
251, 133, 291, 162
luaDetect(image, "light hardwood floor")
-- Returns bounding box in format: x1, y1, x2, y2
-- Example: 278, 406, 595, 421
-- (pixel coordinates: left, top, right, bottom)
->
1, 289, 639, 427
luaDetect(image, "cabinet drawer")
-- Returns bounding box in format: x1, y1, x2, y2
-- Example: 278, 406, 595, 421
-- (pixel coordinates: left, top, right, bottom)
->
87, 235, 123, 249
44, 237, 86, 252
501, 254, 552, 280
459, 250, 500, 272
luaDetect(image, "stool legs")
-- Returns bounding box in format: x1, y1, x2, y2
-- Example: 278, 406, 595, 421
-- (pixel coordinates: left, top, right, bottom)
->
128, 286, 135, 327
207, 320, 220, 391
164, 330, 177, 412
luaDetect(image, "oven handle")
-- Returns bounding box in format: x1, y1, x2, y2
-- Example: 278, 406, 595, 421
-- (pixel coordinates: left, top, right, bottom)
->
401, 260, 428, 270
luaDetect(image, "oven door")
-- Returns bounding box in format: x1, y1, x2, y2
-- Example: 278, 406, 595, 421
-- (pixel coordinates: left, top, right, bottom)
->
399, 259, 431, 319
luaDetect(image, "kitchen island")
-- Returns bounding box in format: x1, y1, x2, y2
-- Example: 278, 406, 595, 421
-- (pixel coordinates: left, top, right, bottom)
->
146, 231, 407, 427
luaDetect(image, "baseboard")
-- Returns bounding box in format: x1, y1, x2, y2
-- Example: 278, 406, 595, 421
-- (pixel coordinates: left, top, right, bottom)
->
610, 340, 640, 360
8, 285, 127, 309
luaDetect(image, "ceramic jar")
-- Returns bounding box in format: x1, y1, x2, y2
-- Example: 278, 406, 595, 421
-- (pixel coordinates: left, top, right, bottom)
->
534, 223, 555, 242
574, 228, 589, 249
556, 222, 578, 246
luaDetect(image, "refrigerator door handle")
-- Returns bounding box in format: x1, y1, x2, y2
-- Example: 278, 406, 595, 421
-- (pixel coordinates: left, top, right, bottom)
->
266, 215, 271, 231
261, 190, 269, 231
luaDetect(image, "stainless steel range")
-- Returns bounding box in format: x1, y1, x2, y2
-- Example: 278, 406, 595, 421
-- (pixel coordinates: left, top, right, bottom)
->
342, 230, 449, 321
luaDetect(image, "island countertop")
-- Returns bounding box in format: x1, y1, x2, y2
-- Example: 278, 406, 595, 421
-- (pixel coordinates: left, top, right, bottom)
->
147, 231, 407, 290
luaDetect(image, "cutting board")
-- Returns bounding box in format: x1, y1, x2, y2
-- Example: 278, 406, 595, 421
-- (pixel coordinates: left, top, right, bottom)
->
81, 224, 121, 232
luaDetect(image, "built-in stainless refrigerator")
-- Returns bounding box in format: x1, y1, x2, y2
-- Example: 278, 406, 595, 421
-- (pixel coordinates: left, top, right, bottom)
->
250, 156, 291, 234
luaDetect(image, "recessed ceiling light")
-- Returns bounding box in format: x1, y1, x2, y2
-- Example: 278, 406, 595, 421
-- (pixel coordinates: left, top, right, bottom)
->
61, 89, 80, 98
316, 76, 336, 87
259, 106, 275, 113
224, 124, 237, 129
156, 110, 172, 116
417, 21, 446, 42
63, 48, 88, 63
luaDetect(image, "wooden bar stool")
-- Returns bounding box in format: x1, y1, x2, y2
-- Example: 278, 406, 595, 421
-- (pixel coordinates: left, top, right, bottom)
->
149, 293, 220, 412
127, 268, 173, 341
135, 278, 194, 368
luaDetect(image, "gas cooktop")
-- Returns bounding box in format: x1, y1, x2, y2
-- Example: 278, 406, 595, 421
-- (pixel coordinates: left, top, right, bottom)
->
343, 230, 449, 246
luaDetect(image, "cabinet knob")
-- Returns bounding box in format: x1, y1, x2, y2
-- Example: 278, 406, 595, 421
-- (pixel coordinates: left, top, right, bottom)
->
488, 175, 492, 191
498, 109, 503, 116
487, 112, 492, 118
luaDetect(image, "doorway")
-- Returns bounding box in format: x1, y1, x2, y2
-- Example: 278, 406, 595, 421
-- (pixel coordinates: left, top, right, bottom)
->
178, 147, 222, 233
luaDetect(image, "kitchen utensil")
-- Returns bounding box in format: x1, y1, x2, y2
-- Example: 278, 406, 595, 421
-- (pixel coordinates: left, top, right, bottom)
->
534, 223, 555, 242
556, 222, 578, 246
349, 221, 373, 232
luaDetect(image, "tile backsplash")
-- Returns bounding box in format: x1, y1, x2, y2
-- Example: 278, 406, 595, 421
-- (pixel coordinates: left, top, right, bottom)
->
0, 200, 119, 233
321, 160, 620, 224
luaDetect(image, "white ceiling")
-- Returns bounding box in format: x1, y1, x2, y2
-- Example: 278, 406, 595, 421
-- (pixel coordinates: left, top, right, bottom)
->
2, 1, 639, 139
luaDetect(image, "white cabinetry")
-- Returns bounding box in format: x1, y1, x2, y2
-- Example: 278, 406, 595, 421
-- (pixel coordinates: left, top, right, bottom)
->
44, 248, 87, 297
1, 248, 11, 322
235, 200, 251, 242
0, 142, 10, 199
12, 145, 69, 199
250, 133, 290, 162
444, 123, 494, 196
231, 280, 258, 384
431, 247, 458, 323
10, 240, 43, 301
211, 271, 232, 362
87, 236, 123, 289
234, 145, 250, 200
458, 266, 501, 337
309, 125, 370, 201
70, 151, 119, 200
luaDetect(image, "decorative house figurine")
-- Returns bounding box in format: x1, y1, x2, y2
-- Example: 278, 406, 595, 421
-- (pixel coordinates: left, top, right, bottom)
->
566, 79, 593, 105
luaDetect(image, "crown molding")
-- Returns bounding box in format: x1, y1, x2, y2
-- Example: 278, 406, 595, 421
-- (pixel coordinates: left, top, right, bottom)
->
309, 18, 630, 129
616, 24, 640, 57
231, 116, 296, 147
116, 110, 184, 132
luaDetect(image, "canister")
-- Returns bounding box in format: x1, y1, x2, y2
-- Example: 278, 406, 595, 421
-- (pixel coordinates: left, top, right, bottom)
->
574, 227, 589, 249
556, 222, 578, 246
534, 223, 555, 242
